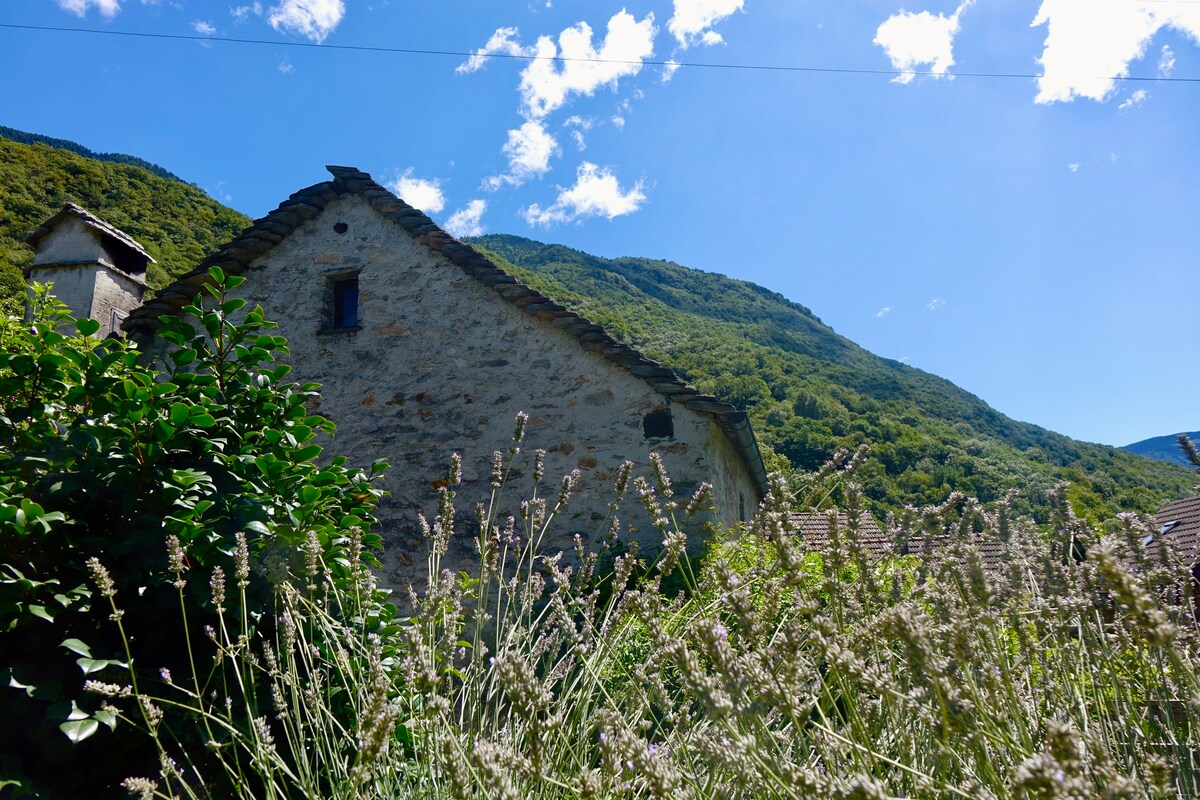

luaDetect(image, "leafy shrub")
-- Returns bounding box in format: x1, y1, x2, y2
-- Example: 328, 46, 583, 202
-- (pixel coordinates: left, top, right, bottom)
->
0, 276, 393, 798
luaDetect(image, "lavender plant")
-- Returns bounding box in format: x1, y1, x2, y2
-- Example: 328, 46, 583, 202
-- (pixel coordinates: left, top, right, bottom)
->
394, 422, 1199, 799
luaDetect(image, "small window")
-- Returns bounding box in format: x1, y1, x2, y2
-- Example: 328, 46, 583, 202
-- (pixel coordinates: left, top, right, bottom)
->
643, 407, 673, 439
331, 275, 359, 329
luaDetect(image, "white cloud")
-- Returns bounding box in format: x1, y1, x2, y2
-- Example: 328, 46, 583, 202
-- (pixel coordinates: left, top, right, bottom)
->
212, 180, 234, 205
231, 3, 263, 22
927, 297, 945, 311
611, 115, 626, 128
1030, 1, 1200, 104
518, 10, 657, 119
523, 162, 645, 225
267, 0, 345, 43
193, 20, 216, 35
457, 27, 533, 74
876, 306, 891, 318
485, 120, 561, 190
388, 169, 446, 214
1067, 162, 1080, 172
1118, 88, 1148, 110
278, 56, 294, 74
57, 0, 121, 18
661, 59, 682, 82
564, 116, 592, 150
444, 200, 488, 238
668, 0, 745, 49
874, 0, 974, 84
1159, 44, 1176, 76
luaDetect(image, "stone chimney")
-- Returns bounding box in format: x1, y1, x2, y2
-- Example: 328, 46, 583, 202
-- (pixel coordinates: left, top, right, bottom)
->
24, 203, 152, 337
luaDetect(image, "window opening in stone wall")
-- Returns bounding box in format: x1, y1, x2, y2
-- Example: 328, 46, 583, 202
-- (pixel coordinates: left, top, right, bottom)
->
739, 493, 746, 522
643, 406, 673, 439
331, 274, 359, 329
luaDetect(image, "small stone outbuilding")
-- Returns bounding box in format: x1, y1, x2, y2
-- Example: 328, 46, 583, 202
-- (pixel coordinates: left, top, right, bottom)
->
93, 166, 772, 587
24, 203, 151, 338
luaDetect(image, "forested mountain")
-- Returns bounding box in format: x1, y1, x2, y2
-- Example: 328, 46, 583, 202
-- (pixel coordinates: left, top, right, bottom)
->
0, 130, 1188, 521
468, 234, 1195, 521
0, 133, 251, 298
0, 125, 186, 182
1123, 432, 1200, 467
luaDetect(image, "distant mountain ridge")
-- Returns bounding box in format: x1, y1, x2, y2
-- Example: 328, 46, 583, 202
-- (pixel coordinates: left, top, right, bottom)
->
1123, 432, 1200, 467
0, 125, 187, 184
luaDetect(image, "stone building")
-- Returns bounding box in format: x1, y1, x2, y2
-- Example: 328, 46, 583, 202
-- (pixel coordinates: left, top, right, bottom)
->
29, 167, 768, 587
24, 202, 151, 338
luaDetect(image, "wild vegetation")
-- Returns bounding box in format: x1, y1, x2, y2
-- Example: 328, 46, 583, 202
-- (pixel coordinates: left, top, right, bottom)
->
469, 235, 1195, 521
2, 289, 1197, 798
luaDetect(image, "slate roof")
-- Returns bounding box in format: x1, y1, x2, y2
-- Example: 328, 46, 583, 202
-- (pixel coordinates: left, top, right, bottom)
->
789, 511, 1019, 570
25, 202, 155, 273
123, 165, 769, 497
791, 511, 891, 557
1153, 495, 1200, 565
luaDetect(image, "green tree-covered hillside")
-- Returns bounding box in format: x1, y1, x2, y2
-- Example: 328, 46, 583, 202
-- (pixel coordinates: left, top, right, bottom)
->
0, 133, 252, 292
469, 234, 1194, 520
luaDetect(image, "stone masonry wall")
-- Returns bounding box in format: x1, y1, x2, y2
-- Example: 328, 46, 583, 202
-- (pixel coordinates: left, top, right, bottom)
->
207, 195, 758, 588
32, 217, 105, 267
32, 265, 96, 327
91, 268, 144, 338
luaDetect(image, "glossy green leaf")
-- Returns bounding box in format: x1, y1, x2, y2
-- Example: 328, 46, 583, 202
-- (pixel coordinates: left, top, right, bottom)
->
61, 638, 92, 657
60, 718, 100, 744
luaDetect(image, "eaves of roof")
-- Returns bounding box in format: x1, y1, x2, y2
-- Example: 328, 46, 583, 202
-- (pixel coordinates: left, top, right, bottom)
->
123, 165, 770, 498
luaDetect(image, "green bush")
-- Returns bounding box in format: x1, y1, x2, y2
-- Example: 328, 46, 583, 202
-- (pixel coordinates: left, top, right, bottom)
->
0, 275, 394, 798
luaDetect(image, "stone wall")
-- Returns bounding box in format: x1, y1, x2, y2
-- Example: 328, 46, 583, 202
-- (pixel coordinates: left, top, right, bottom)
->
31, 265, 96, 329
91, 268, 144, 338
208, 194, 759, 588
31, 217, 105, 268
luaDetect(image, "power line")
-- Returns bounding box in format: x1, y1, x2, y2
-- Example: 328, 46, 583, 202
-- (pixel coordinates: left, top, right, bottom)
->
2, 22, 1198, 84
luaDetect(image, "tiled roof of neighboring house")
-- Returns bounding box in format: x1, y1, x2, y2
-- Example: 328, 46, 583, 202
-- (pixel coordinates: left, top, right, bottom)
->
123, 165, 769, 497
1152, 495, 1200, 566
906, 534, 1010, 570
790, 511, 891, 557
790, 511, 1017, 570
25, 202, 155, 271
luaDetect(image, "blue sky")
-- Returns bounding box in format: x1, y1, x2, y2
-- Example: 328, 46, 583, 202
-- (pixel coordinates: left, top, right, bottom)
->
2, 0, 1197, 447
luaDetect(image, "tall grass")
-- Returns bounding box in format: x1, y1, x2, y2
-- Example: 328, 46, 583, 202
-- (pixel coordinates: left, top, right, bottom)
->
97, 417, 1198, 798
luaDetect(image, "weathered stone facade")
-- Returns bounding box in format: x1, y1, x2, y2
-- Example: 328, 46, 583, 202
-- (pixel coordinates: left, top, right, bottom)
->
115, 167, 768, 587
